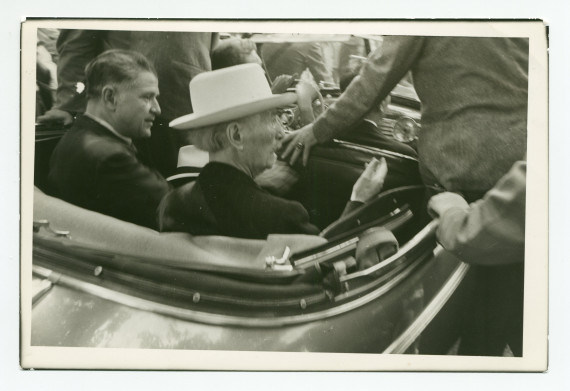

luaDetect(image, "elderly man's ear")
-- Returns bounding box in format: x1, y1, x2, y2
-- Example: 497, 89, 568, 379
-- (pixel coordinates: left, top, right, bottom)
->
226, 122, 244, 151
102, 85, 118, 110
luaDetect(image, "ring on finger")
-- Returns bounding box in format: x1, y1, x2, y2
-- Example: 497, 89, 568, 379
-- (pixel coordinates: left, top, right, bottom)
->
295, 142, 305, 150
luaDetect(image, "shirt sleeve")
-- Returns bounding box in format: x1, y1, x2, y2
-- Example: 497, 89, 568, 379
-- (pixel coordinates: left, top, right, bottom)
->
436, 161, 526, 265
313, 36, 425, 142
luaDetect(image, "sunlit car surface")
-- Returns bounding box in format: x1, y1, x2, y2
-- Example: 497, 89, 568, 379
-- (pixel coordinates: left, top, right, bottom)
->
31, 33, 471, 354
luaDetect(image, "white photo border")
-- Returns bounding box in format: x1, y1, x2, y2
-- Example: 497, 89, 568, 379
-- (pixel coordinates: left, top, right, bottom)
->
20, 19, 548, 372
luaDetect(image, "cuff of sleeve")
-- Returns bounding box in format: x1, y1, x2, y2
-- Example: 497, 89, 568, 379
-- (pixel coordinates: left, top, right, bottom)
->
436, 207, 470, 249
312, 120, 333, 143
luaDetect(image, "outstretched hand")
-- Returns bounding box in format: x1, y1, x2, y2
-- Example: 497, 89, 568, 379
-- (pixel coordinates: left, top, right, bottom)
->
281, 124, 318, 167
351, 157, 389, 203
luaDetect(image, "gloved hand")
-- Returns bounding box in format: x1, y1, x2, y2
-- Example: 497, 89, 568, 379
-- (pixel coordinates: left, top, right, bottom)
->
427, 192, 469, 219
351, 157, 388, 203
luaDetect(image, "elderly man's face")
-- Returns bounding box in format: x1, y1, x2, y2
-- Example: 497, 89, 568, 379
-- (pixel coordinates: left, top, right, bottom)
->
241, 111, 285, 176
114, 71, 161, 139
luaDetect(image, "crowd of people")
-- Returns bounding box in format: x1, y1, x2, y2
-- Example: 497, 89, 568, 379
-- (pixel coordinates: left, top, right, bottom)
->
36, 29, 529, 357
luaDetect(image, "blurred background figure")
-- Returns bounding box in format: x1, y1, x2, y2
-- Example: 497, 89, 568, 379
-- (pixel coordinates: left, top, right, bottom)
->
35, 28, 60, 118
36, 42, 58, 118
211, 37, 262, 70
37, 28, 60, 62
336, 35, 372, 83
211, 36, 298, 94
37, 30, 219, 177
260, 41, 334, 86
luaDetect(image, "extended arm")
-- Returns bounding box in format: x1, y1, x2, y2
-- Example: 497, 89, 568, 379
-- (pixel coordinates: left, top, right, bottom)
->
428, 161, 526, 265
283, 36, 424, 165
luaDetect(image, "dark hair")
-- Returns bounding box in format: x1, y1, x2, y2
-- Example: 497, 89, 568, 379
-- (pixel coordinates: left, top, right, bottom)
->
84, 49, 156, 99
211, 38, 257, 70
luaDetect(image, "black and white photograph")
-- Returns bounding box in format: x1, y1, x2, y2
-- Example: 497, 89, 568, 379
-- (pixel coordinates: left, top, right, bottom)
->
19, 19, 548, 371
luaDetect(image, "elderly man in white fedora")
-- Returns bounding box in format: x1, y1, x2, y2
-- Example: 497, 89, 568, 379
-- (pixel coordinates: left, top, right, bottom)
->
159, 63, 388, 239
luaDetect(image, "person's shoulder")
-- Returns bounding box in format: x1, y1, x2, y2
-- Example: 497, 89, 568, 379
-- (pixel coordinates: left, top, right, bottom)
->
84, 130, 131, 157
67, 119, 134, 162
253, 185, 307, 216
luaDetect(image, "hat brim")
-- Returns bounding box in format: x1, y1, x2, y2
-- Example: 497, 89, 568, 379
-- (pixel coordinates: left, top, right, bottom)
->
167, 172, 200, 182
170, 92, 297, 130
166, 166, 203, 182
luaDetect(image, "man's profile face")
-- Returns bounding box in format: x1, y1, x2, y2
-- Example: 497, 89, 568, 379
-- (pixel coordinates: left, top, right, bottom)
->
114, 71, 161, 139
241, 111, 285, 176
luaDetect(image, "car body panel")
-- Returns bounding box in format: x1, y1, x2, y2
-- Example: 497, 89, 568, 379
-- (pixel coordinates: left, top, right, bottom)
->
32, 247, 463, 352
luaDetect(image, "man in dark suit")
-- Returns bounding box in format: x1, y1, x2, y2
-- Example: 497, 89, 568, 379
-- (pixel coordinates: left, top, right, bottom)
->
38, 29, 219, 177
159, 64, 388, 239
48, 50, 171, 229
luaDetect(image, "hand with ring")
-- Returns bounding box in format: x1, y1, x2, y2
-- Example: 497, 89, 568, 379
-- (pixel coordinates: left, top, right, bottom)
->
281, 123, 318, 166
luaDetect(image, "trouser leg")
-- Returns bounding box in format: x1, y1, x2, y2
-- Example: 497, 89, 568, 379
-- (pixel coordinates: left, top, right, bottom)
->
458, 262, 524, 356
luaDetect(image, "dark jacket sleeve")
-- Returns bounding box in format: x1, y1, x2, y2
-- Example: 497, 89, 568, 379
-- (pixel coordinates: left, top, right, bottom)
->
95, 148, 171, 229
313, 36, 424, 142
436, 161, 526, 265
54, 30, 105, 112
129, 31, 216, 121
246, 192, 321, 237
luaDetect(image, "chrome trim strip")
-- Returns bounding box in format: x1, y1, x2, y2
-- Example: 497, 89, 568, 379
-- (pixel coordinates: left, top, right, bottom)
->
31, 250, 426, 328
341, 220, 438, 282
334, 254, 424, 302
32, 279, 53, 305
382, 260, 470, 354
331, 139, 419, 162
33, 265, 54, 279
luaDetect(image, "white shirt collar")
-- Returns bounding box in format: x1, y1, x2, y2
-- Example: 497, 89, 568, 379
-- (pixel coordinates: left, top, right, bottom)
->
84, 113, 132, 145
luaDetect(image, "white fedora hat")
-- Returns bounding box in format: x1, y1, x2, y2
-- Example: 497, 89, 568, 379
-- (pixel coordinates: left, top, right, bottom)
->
170, 63, 297, 130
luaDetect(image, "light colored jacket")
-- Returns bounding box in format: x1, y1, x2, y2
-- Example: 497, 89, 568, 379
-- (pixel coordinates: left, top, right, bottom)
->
436, 160, 526, 265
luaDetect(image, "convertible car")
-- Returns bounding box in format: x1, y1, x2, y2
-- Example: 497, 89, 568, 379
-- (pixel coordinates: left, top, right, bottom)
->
31, 100, 468, 355
29, 33, 471, 355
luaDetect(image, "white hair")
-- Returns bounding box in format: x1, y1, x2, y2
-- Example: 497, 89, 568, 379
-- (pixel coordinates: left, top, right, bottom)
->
187, 112, 270, 152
